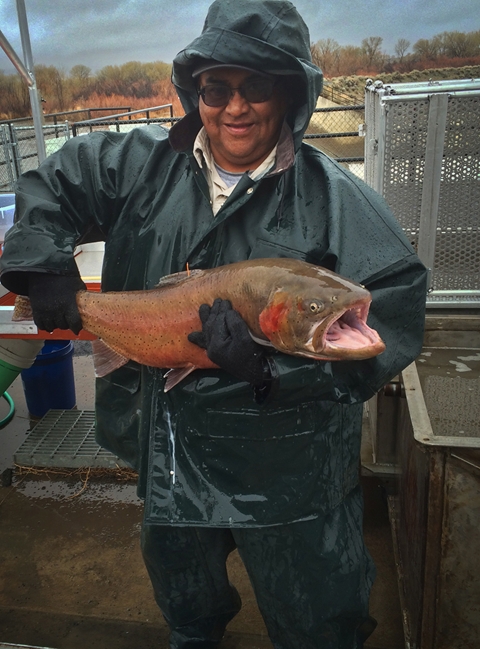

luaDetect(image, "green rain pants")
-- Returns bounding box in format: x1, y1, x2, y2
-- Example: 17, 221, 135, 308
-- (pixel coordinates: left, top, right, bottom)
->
141, 485, 376, 649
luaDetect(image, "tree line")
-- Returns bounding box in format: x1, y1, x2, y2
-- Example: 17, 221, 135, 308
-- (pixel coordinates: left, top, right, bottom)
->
0, 60, 181, 120
311, 29, 480, 78
1, 28, 479, 120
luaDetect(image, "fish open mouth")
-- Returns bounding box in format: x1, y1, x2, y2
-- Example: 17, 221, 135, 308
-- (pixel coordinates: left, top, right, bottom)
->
311, 301, 385, 359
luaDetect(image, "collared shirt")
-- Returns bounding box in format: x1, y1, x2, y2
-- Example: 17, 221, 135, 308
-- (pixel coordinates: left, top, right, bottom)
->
193, 127, 277, 216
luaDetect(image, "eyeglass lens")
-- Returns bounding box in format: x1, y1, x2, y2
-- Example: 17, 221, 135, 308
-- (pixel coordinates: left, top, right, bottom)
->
200, 79, 275, 107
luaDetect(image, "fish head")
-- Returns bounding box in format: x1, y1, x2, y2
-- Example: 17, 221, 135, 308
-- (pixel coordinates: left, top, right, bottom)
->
258, 269, 386, 361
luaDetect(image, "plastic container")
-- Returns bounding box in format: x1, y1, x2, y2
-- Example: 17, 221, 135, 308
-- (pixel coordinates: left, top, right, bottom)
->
21, 340, 76, 418
0, 339, 44, 396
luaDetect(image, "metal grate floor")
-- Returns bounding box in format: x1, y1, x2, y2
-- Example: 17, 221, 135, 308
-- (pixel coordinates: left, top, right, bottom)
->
14, 410, 127, 469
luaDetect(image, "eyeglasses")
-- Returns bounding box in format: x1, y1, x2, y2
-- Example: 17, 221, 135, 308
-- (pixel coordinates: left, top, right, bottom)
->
198, 78, 276, 107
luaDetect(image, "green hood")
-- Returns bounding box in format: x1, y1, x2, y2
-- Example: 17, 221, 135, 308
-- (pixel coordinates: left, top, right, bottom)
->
171, 0, 323, 148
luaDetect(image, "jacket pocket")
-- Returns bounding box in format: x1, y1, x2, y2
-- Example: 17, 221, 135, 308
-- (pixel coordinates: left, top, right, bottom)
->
174, 400, 347, 522
202, 401, 317, 440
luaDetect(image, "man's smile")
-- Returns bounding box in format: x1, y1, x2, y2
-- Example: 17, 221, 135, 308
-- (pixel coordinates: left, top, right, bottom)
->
223, 122, 255, 135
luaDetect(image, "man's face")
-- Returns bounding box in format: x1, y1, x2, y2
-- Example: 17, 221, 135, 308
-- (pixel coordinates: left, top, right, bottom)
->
197, 67, 290, 173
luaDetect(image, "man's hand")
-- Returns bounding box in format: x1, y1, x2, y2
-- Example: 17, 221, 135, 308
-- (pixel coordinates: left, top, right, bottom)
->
188, 298, 271, 387
28, 273, 86, 335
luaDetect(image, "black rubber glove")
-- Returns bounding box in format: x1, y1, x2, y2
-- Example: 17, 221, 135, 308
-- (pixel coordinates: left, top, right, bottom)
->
27, 273, 87, 335
188, 298, 271, 387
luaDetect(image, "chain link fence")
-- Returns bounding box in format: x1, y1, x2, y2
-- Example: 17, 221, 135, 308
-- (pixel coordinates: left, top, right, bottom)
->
306, 105, 365, 179
0, 122, 69, 189
1, 103, 365, 191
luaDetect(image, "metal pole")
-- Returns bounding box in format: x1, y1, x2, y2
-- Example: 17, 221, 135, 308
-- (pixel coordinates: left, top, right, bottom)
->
15, 0, 46, 163
417, 93, 448, 270
0, 29, 33, 88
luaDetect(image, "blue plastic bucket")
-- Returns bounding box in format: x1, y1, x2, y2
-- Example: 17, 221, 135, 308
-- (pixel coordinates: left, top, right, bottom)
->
21, 340, 76, 418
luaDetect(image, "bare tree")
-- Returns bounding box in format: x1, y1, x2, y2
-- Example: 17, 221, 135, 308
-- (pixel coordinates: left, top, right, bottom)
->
310, 43, 320, 68
394, 38, 410, 62
440, 31, 476, 58
70, 65, 92, 101
35, 65, 68, 111
70, 65, 91, 82
413, 38, 439, 60
311, 38, 341, 76
337, 45, 365, 76
361, 36, 384, 69
0, 73, 30, 118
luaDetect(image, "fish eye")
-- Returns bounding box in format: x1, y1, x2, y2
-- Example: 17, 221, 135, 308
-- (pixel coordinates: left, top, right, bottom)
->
308, 300, 325, 314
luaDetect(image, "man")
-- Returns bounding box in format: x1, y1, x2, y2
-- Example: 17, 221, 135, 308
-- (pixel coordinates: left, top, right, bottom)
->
0, 1, 427, 647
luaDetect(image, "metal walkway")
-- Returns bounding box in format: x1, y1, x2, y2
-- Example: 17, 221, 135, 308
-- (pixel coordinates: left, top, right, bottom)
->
14, 410, 125, 469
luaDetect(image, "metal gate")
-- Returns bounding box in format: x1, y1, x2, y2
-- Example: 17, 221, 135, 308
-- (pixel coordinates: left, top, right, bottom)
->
0, 122, 70, 191
364, 78, 480, 307
0, 124, 17, 191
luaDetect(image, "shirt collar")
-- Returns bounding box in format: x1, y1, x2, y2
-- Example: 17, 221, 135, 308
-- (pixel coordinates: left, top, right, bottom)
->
193, 127, 277, 183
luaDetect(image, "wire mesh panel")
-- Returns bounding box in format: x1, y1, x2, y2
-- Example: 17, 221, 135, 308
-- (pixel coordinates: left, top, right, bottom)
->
365, 79, 480, 307
435, 95, 480, 293
306, 104, 365, 179
380, 98, 430, 249
13, 124, 70, 175
0, 124, 17, 191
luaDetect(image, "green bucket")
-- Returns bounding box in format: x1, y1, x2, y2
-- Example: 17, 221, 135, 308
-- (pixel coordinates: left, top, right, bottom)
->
0, 340, 44, 395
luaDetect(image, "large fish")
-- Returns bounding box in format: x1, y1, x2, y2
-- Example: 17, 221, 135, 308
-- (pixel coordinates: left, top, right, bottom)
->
14, 258, 385, 391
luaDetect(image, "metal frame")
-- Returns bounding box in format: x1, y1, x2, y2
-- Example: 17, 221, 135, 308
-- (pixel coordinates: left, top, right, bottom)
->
0, 125, 17, 191
71, 104, 175, 135
389, 356, 480, 648
0, 1, 46, 162
365, 78, 480, 308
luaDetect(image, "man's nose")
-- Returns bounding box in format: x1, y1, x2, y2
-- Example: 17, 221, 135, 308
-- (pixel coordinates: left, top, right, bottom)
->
226, 88, 249, 113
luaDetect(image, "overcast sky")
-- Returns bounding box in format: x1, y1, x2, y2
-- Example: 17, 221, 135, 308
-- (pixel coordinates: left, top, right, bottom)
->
1, 0, 478, 74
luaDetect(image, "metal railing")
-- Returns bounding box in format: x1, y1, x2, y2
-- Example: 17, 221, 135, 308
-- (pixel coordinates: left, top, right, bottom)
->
71, 104, 175, 136
321, 83, 364, 106
1, 103, 364, 190
0, 122, 71, 189
0, 107, 132, 127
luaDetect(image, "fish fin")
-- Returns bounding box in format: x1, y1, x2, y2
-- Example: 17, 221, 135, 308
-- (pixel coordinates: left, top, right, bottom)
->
155, 269, 205, 288
12, 295, 34, 321
92, 339, 129, 377
249, 332, 275, 347
163, 365, 197, 392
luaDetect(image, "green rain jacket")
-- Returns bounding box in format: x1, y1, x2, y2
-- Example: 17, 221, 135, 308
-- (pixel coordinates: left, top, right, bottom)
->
0, 0, 427, 527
